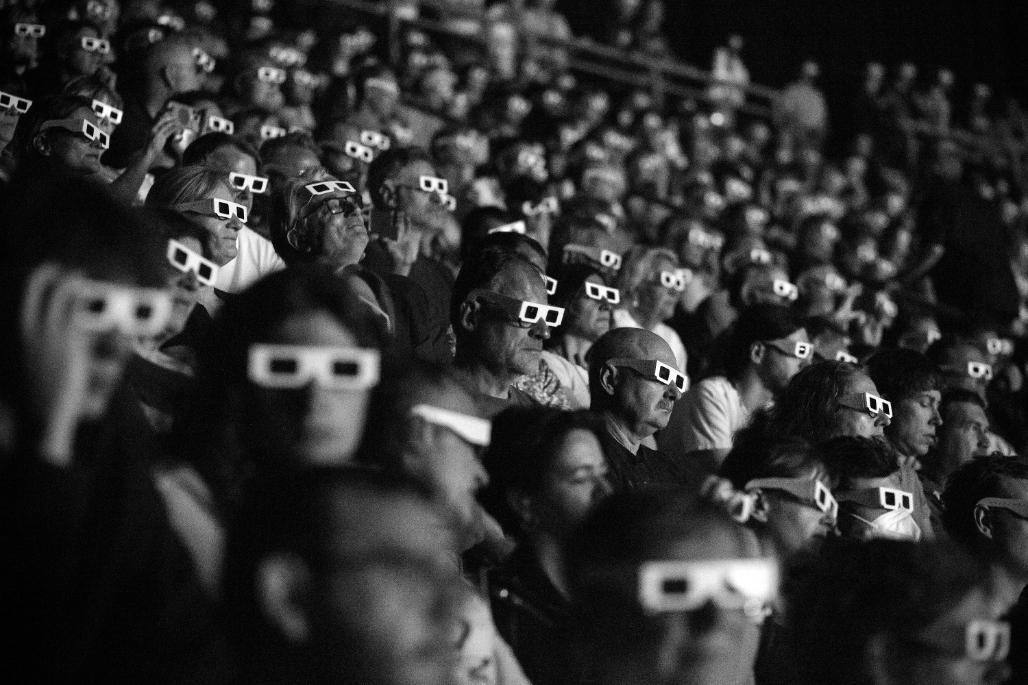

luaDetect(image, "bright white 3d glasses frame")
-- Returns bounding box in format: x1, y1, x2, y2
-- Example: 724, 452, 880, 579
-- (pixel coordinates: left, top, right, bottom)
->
836, 486, 913, 512
656, 270, 688, 292
39, 118, 109, 148
248, 344, 381, 390
986, 338, 1014, 356
305, 180, 356, 196
417, 175, 449, 195
638, 558, 779, 621
837, 391, 892, 418
80, 36, 111, 54
72, 281, 173, 336
745, 477, 838, 521
544, 276, 558, 295
0, 90, 32, 114
772, 279, 799, 301
14, 22, 46, 37
256, 66, 287, 84
173, 197, 248, 223
765, 339, 813, 360
562, 244, 623, 271
205, 115, 234, 134
344, 140, 374, 163
466, 289, 565, 327
410, 404, 491, 447
584, 281, 620, 305
608, 358, 689, 393
91, 99, 122, 125
229, 172, 269, 194
359, 129, 391, 150
488, 220, 526, 235
260, 124, 287, 140
166, 239, 219, 286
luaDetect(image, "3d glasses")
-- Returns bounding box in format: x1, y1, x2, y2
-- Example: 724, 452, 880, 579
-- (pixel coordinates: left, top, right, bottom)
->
823, 272, 847, 291
14, 23, 46, 38
562, 244, 623, 271
687, 227, 724, 251
173, 197, 248, 223
765, 339, 813, 361
835, 350, 859, 364
975, 497, 1028, 519
903, 619, 1010, 663
269, 45, 305, 67
229, 172, 269, 194
344, 140, 374, 163
248, 344, 380, 390
73, 281, 173, 336
39, 118, 109, 148
410, 404, 491, 447
522, 197, 559, 216
305, 180, 356, 196
772, 279, 799, 301
584, 281, 621, 305
417, 175, 449, 195
837, 391, 892, 418
205, 115, 234, 134
91, 99, 123, 125
192, 47, 216, 73
260, 124, 287, 140
638, 558, 779, 621
986, 338, 1014, 356
0, 90, 32, 114
656, 270, 688, 292
256, 66, 287, 84
488, 220, 526, 235
544, 276, 558, 295
745, 477, 838, 521
608, 358, 688, 393
836, 486, 913, 512
466, 289, 565, 327
166, 239, 219, 286
359, 129, 391, 150
79, 36, 111, 54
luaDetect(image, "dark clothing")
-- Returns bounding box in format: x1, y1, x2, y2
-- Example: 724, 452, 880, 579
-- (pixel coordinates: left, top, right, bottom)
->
1007, 584, 1028, 684
598, 429, 691, 492
104, 92, 154, 169
918, 471, 947, 541
487, 544, 578, 685
381, 272, 453, 365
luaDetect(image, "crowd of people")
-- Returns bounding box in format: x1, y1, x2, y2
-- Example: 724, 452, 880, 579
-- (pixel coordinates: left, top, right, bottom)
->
3, 0, 1028, 683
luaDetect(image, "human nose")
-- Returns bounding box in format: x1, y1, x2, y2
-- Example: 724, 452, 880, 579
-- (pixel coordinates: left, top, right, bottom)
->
874, 411, 891, 428
929, 406, 942, 426
529, 320, 550, 340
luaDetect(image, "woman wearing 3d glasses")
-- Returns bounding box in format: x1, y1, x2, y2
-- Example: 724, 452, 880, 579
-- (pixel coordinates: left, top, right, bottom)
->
162, 268, 387, 595
613, 245, 689, 373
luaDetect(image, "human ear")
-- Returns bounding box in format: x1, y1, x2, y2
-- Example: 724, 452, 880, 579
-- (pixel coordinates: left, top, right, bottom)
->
598, 363, 618, 396
379, 180, 397, 209
750, 342, 765, 365
255, 554, 312, 643
974, 505, 994, 539
32, 132, 51, 156
458, 299, 479, 333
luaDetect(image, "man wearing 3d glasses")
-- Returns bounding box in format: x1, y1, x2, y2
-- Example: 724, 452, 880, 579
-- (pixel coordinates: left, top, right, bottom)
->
588, 327, 692, 491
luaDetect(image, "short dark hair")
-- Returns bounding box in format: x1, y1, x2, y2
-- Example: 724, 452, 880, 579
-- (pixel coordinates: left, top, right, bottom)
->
724, 304, 803, 379
942, 455, 1028, 553
720, 431, 824, 489
460, 206, 512, 263
449, 246, 536, 346
940, 387, 987, 416
366, 146, 433, 208
817, 435, 899, 487
767, 361, 867, 443
182, 132, 261, 168
865, 349, 941, 403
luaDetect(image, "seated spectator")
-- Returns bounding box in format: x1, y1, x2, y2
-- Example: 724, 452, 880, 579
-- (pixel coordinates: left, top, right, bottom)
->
12, 93, 107, 181
588, 327, 692, 490
865, 348, 943, 471
612, 244, 688, 372
927, 333, 994, 399
483, 407, 611, 684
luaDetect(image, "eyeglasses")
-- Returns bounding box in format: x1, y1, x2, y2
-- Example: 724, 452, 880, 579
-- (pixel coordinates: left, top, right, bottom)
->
192, 47, 216, 74
417, 175, 448, 195
256, 66, 287, 84
986, 338, 1013, 356
172, 198, 248, 223
410, 404, 491, 447
940, 361, 993, 381
0, 90, 32, 114
522, 197, 559, 217
14, 23, 46, 38
166, 239, 219, 286
488, 220, 526, 235
305, 180, 356, 196
79, 36, 111, 54
229, 172, 269, 194
90, 99, 122, 125
466, 289, 565, 327
837, 391, 892, 419
976, 497, 1028, 521
39, 118, 109, 148
584, 281, 621, 305
269, 45, 305, 67
744, 477, 838, 522
155, 13, 184, 30
344, 140, 374, 163
72, 281, 173, 336
655, 270, 687, 292
836, 486, 913, 512
562, 244, 623, 271
608, 358, 689, 393
544, 276, 558, 295
902, 619, 1011, 663
835, 350, 858, 364
772, 279, 799, 301
638, 558, 779, 621
248, 344, 380, 390
687, 227, 724, 251
205, 115, 234, 134
764, 340, 813, 361
359, 129, 391, 151
260, 124, 287, 140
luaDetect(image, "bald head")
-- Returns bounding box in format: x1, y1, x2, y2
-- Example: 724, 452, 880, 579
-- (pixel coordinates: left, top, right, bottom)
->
589, 327, 677, 408
143, 36, 204, 99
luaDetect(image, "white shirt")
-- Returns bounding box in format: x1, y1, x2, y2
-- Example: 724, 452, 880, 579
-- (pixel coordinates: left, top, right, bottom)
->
675, 376, 751, 455
215, 226, 286, 293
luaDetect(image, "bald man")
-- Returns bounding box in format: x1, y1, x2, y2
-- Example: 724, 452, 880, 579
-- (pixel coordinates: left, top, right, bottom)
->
588, 328, 692, 491
106, 35, 205, 168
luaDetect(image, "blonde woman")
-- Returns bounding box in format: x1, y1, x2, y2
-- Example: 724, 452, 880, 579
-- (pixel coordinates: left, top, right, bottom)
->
612, 245, 688, 372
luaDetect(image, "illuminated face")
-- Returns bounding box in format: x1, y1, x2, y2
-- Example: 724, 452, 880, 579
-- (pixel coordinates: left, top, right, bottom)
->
530, 428, 611, 539
887, 389, 942, 458
832, 373, 891, 438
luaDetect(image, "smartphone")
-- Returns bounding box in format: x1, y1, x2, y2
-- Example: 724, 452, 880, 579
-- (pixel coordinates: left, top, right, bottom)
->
369, 207, 397, 241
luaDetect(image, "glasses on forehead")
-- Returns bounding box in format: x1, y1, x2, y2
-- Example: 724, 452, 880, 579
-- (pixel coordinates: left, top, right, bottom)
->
344, 140, 374, 163
765, 339, 812, 361
14, 22, 46, 37
562, 244, 623, 271
411, 404, 491, 447
417, 175, 449, 194
522, 196, 559, 216
837, 486, 913, 512
39, 118, 109, 148
192, 47, 216, 74
488, 220, 526, 235
976, 497, 1028, 521
173, 198, 248, 223
256, 66, 287, 84
0, 90, 32, 114
772, 279, 799, 301
837, 391, 892, 419
305, 180, 356, 196
466, 289, 565, 328
584, 281, 620, 305
655, 270, 688, 292
73, 281, 173, 336
91, 99, 122, 125
205, 115, 234, 134
260, 124, 287, 140
80, 36, 111, 54
248, 344, 380, 391
638, 558, 779, 622
608, 358, 689, 393
745, 477, 838, 521
544, 276, 558, 295
166, 239, 219, 286
835, 350, 859, 364
359, 129, 391, 150
228, 172, 268, 194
